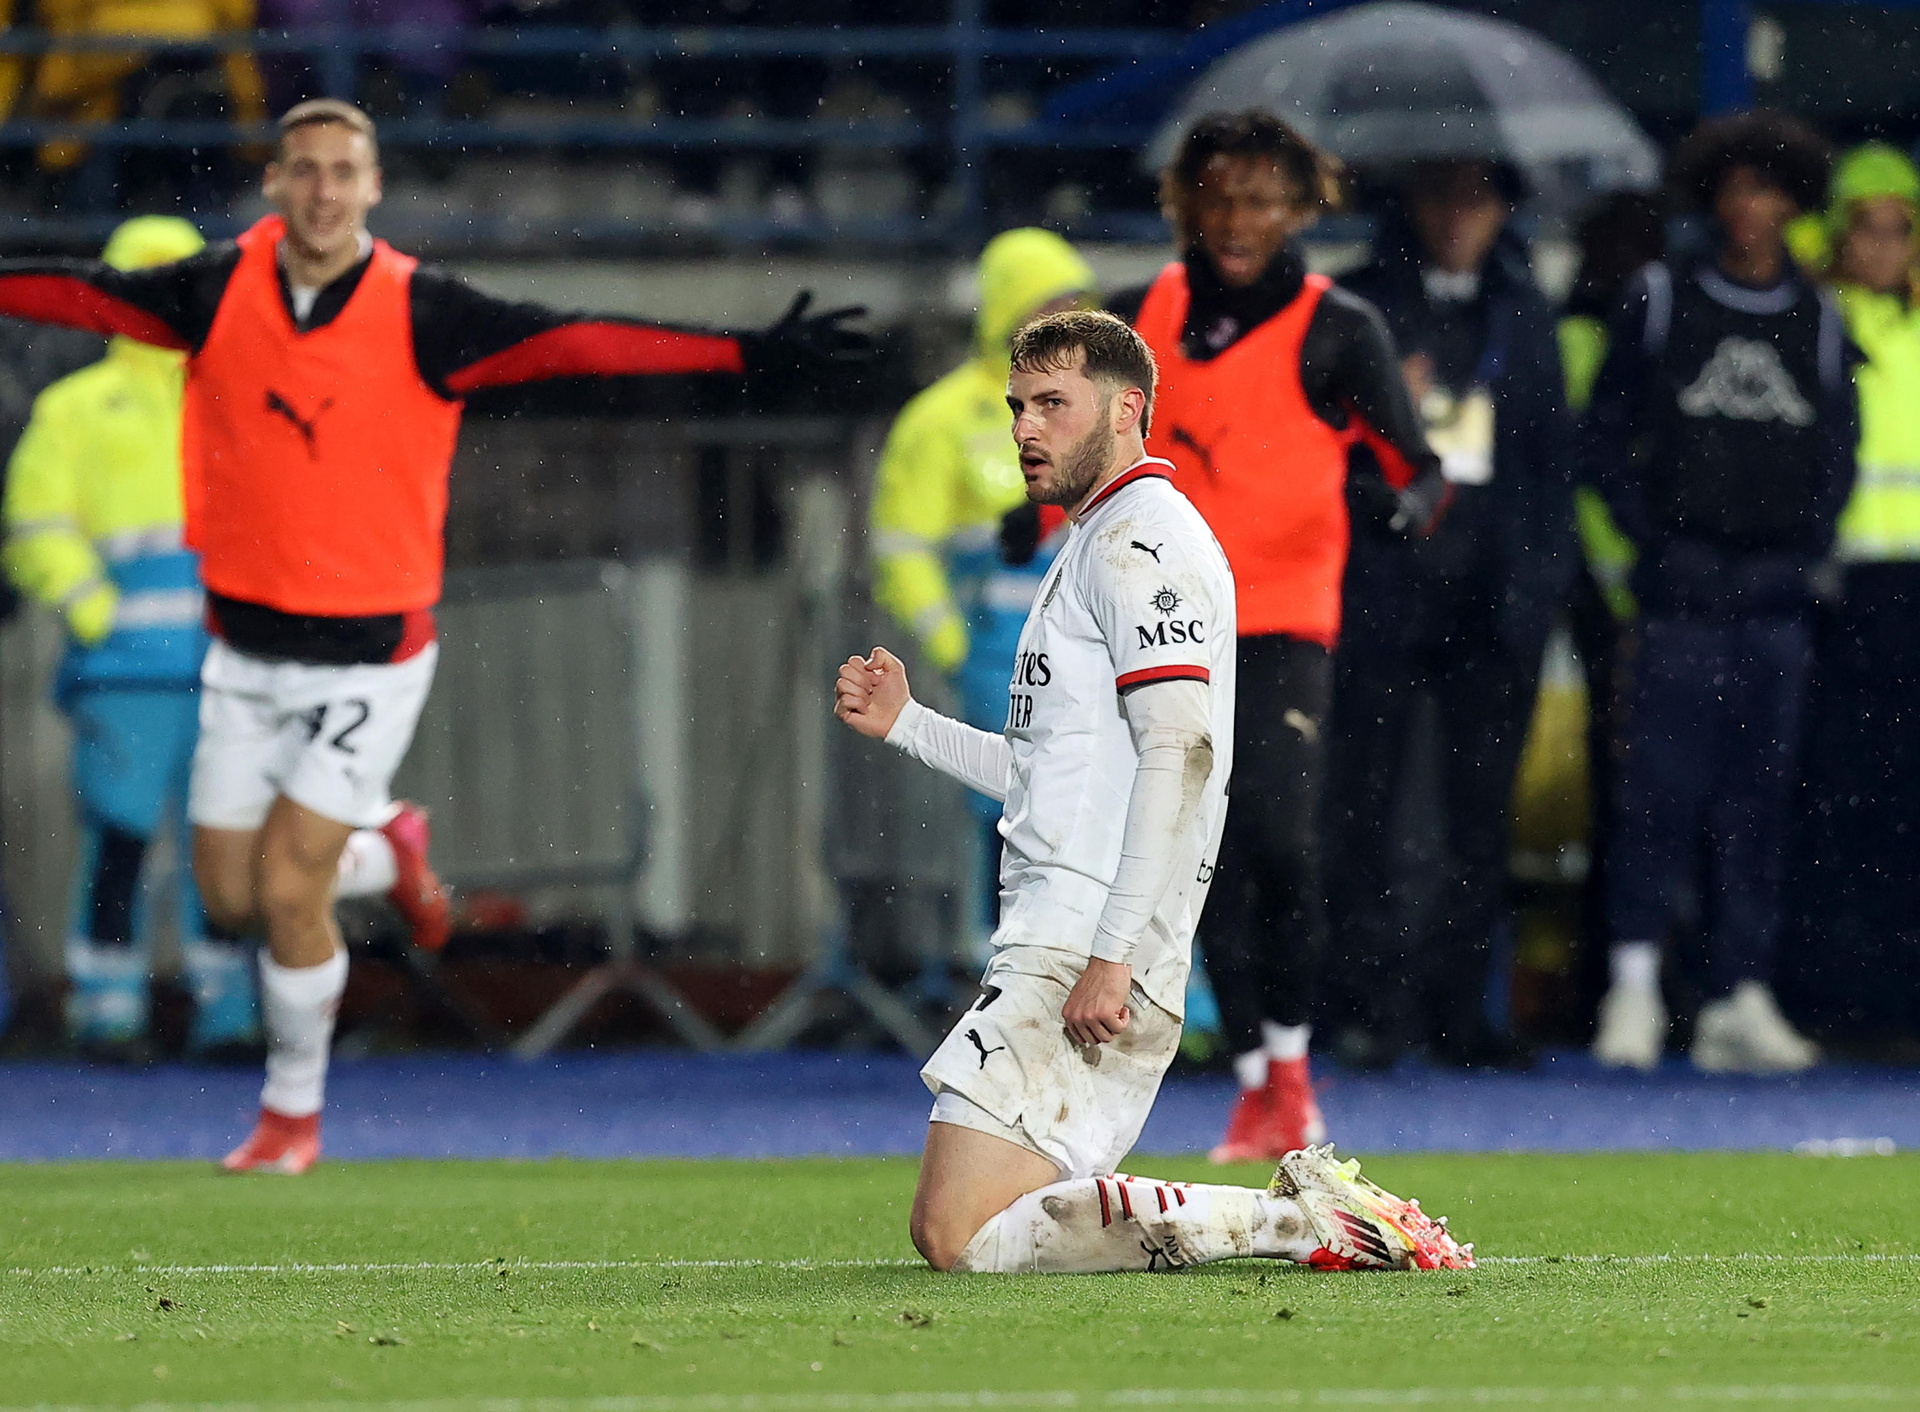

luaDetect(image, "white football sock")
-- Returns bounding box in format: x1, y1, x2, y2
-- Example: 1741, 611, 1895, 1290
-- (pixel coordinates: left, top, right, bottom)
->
259, 949, 349, 1117
1262, 1020, 1311, 1063
334, 828, 398, 899
1232, 1048, 1269, 1091
951, 1175, 1318, 1274
1610, 942, 1660, 993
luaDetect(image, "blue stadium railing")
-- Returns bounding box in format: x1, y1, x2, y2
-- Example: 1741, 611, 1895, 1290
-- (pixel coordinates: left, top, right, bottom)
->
0, 20, 1175, 250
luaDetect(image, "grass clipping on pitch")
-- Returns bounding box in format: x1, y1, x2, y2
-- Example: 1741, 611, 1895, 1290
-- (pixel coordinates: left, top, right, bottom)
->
3, 1152, 1918, 1406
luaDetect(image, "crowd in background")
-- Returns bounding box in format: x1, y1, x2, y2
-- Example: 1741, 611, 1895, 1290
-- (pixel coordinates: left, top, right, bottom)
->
5, 44, 1920, 1103
868, 102, 1920, 1156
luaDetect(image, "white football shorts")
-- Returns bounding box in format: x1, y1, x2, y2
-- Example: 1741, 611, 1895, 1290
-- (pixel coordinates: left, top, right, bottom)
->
188, 638, 439, 832
922, 945, 1181, 1180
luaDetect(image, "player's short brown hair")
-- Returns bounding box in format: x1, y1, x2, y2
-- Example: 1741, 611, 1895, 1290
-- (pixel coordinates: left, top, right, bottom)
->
276, 98, 379, 162
1160, 109, 1345, 246
1010, 309, 1158, 433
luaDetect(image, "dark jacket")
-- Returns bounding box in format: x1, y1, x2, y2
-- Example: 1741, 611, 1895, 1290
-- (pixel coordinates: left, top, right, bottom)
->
1579, 257, 1859, 620
1340, 213, 1576, 657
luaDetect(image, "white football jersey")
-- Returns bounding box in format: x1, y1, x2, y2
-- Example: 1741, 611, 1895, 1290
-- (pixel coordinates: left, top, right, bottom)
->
993, 457, 1236, 1016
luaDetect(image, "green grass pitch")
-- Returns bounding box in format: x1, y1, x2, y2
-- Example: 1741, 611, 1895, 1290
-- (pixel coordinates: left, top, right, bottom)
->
4, 1153, 1918, 1408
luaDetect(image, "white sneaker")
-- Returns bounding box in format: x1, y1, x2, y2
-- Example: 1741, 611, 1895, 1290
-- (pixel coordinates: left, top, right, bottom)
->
1691, 981, 1819, 1074
1592, 981, 1666, 1071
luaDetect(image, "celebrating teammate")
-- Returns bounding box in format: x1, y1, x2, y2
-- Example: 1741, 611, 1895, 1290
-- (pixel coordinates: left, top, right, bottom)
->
0, 98, 867, 1173
835, 310, 1469, 1274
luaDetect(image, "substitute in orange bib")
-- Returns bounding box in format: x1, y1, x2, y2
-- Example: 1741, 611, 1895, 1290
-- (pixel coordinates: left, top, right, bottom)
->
0, 99, 868, 1173
1111, 111, 1449, 1163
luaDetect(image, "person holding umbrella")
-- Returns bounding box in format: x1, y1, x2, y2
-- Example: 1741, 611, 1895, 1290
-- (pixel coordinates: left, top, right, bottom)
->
1110, 110, 1449, 1162
1583, 110, 1852, 1074
1328, 158, 1576, 1069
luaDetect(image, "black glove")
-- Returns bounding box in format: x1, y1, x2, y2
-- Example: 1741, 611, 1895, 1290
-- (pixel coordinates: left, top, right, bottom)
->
1389, 468, 1453, 537
1000, 502, 1043, 567
739, 291, 874, 382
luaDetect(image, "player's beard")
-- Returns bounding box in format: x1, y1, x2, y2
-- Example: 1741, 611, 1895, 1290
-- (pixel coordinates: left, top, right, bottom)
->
1034, 409, 1116, 508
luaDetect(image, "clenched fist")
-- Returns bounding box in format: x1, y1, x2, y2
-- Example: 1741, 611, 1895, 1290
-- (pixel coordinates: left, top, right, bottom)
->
834, 646, 912, 740
1062, 957, 1133, 1047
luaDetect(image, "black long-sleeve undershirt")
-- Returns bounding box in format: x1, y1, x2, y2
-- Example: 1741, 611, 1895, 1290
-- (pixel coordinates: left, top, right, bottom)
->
0, 237, 753, 661
0, 241, 749, 401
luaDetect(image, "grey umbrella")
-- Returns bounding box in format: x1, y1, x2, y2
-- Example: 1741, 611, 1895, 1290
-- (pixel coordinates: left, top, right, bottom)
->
1145, 1, 1659, 207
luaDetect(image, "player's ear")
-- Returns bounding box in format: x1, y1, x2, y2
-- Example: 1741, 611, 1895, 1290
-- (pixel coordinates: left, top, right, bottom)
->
1113, 385, 1147, 435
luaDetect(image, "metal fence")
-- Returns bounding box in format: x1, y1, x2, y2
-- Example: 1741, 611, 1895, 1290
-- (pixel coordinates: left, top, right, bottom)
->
0, 416, 980, 1052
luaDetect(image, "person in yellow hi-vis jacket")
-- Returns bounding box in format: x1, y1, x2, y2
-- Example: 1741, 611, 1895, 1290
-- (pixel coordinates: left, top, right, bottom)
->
870, 228, 1094, 729
868, 228, 1094, 939
1786, 143, 1920, 1021
3, 215, 257, 1060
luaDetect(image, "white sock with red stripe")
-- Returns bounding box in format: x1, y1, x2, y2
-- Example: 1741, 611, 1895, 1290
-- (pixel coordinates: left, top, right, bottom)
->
950, 1174, 1318, 1274
334, 829, 398, 899
259, 949, 349, 1118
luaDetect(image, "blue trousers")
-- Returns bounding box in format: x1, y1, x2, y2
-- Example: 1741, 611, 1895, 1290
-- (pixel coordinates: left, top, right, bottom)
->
1606, 616, 1810, 996
67, 686, 204, 951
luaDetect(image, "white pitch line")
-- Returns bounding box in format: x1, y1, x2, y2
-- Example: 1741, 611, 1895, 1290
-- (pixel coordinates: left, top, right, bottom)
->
6, 1253, 1920, 1278
2, 1385, 1918, 1412
4, 1258, 923, 1277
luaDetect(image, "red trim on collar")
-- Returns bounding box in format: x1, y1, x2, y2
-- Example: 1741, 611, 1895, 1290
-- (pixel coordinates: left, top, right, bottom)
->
1078, 458, 1174, 518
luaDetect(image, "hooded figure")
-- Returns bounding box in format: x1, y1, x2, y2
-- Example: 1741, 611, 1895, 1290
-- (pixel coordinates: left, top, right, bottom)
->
1812, 143, 1920, 563
1785, 143, 1920, 1037
3, 214, 258, 1058
869, 229, 1094, 748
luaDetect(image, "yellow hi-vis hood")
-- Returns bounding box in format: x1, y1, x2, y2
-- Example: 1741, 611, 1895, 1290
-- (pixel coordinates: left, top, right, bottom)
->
102, 214, 204, 272
973, 228, 1095, 366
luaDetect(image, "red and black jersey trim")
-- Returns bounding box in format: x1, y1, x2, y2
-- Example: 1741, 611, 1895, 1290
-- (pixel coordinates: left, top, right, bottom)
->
0, 251, 750, 399
1079, 458, 1176, 518
0, 271, 192, 349
1116, 663, 1211, 692
443, 320, 745, 394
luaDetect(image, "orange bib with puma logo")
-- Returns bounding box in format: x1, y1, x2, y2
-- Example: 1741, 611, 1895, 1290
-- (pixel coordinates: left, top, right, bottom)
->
184, 215, 463, 616
1134, 261, 1354, 646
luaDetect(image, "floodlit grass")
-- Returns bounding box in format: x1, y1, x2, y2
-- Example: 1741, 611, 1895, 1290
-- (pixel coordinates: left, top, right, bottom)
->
4, 1153, 1918, 1407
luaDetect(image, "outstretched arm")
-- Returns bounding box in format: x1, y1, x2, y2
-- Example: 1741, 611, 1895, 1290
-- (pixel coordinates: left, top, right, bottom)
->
0, 246, 238, 350
833, 646, 1013, 802
413, 268, 869, 397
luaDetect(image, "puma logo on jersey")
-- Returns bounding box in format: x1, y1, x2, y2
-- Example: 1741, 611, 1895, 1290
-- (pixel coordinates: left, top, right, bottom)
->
1677, 337, 1815, 427
265, 389, 335, 456
1131, 540, 1163, 562
1170, 426, 1219, 474
966, 1028, 1007, 1069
